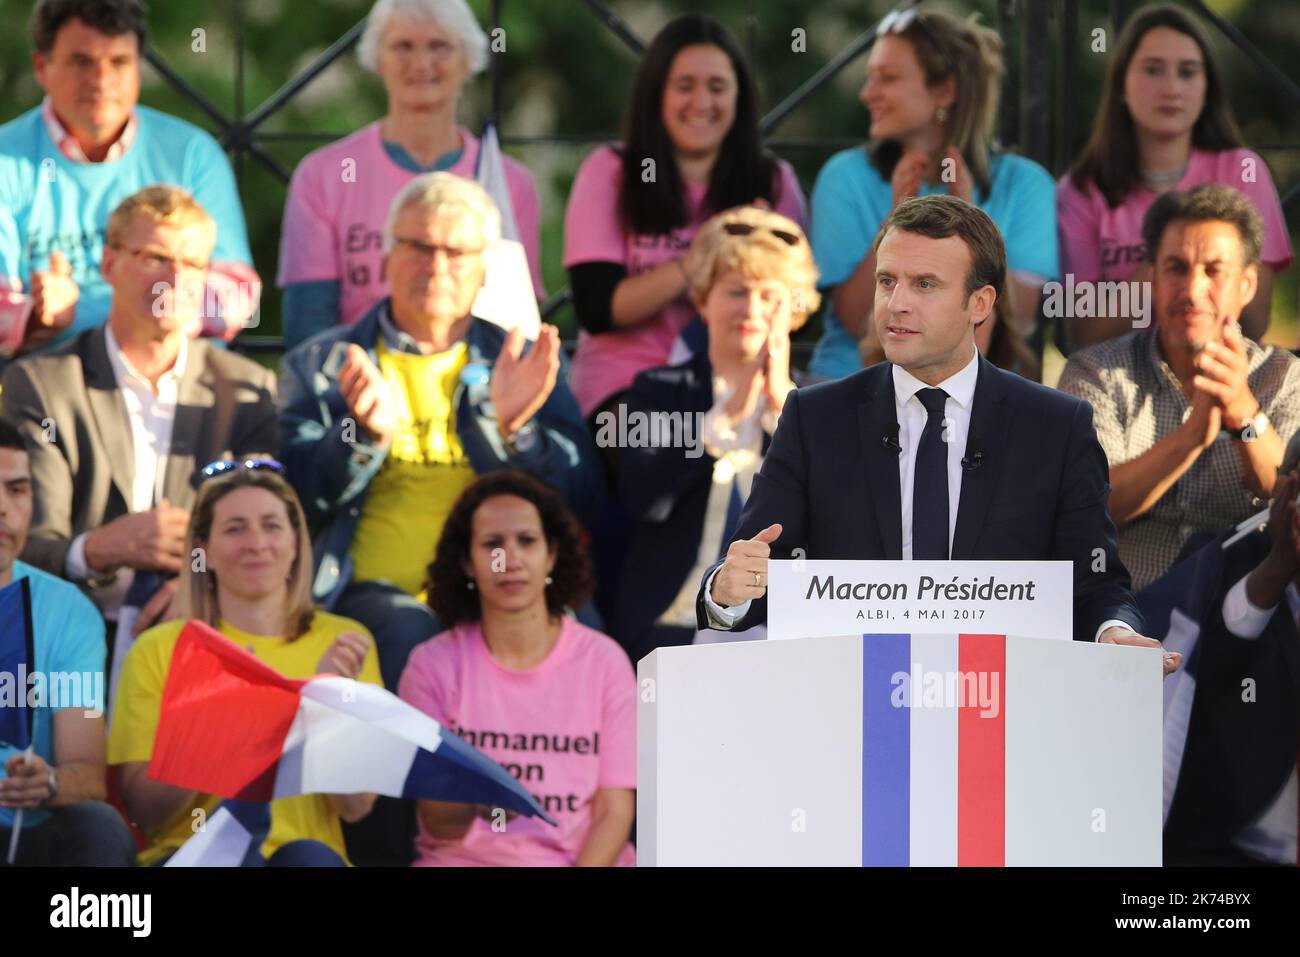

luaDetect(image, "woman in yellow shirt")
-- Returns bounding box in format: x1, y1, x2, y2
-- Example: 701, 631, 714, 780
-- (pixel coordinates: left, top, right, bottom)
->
108, 461, 382, 865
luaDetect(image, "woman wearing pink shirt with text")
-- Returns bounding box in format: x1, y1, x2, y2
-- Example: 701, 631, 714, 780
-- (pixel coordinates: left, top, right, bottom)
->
399, 471, 636, 866
564, 13, 807, 421
278, 0, 543, 349
1058, 3, 1291, 350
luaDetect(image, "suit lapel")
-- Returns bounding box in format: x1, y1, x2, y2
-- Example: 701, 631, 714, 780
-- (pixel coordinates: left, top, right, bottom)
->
951, 355, 1010, 560
83, 327, 135, 506
857, 365, 903, 559
163, 341, 213, 505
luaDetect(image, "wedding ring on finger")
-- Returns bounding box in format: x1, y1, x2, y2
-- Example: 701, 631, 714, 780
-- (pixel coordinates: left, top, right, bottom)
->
752, 571, 761, 588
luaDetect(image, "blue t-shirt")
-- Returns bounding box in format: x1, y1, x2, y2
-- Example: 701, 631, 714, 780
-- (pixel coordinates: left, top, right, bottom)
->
807, 148, 1059, 380
0, 561, 106, 829
0, 104, 253, 348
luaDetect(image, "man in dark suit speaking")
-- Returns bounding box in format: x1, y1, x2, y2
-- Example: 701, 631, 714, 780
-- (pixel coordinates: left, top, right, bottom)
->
696, 195, 1178, 673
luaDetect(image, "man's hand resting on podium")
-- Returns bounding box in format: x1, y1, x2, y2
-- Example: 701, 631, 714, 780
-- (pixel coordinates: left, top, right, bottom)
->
710, 523, 783, 607
1098, 625, 1181, 675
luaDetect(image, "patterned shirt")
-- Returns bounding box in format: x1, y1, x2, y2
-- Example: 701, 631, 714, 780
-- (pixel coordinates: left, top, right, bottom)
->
1058, 328, 1300, 589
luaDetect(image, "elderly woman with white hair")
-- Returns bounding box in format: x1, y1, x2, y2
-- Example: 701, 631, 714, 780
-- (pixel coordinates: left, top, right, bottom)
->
277, 0, 544, 350
277, 171, 599, 865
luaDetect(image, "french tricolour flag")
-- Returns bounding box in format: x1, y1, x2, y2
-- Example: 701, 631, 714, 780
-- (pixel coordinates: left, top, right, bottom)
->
860, 632, 1158, 866
0, 577, 34, 753
640, 630, 1160, 866
148, 621, 552, 822
863, 633, 1008, 865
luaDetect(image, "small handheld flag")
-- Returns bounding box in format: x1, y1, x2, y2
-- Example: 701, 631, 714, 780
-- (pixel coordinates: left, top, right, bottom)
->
148, 621, 555, 824
0, 577, 36, 863
472, 119, 541, 339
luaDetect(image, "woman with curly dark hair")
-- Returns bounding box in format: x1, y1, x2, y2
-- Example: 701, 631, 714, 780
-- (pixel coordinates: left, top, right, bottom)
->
398, 471, 636, 866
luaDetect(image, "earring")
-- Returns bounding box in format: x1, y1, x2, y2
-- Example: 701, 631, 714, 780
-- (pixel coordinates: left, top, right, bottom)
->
545, 576, 554, 585
467, 579, 476, 590
935, 106, 949, 124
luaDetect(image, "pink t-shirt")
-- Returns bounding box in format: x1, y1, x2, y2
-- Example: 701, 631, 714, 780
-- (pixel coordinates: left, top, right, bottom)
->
1057, 147, 1292, 283
277, 122, 544, 327
564, 145, 807, 416
398, 617, 637, 867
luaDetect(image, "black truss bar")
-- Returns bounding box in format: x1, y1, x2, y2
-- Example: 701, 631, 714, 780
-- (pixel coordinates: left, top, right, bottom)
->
241, 20, 367, 133
998, 0, 1017, 147
541, 287, 574, 322
1110, 0, 1131, 35
245, 132, 896, 151
1280, 180, 1300, 214
1059, 0, 1078, 175
1020, 0, 1051, 168
761, 28, 875, 135
142, 48, 232, 133
1188, 0, 1300, 110
235, 0, 246, 179
245, 141, 293, 184
761, 0, 919, 135
577, 0, 645, 56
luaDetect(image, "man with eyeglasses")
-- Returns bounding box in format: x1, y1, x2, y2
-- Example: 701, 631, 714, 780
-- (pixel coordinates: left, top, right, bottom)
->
280, 173, 600, 691
0, 0, 256, 358
279, 172, 599, 866
0, 186, 278, 661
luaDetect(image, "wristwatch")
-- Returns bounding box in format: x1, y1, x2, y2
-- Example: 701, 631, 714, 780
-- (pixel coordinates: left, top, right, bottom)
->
504, 420, 539, 456
43, 767, 59, 807
1231, 408, 1270, 443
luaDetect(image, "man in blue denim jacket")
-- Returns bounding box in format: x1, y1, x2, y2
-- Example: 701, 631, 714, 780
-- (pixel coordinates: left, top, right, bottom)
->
278, 174, 600, 694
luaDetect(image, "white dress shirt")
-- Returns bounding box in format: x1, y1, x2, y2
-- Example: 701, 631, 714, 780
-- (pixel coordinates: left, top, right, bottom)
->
65, 327, 186, 618
705, 350, 1136, 641
1218, 576, 1299, 864
892, 350, 977, 560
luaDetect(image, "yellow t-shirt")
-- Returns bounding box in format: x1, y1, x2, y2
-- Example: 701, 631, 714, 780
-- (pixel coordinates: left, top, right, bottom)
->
107, 612, 383, 866
350, 340, 478, 595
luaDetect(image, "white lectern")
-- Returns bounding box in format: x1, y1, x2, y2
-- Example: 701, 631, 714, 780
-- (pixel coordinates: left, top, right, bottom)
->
637, 632, 1161, 866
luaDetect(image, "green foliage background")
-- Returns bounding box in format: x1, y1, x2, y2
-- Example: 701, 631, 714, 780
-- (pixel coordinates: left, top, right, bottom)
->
1, 0, 1296, 352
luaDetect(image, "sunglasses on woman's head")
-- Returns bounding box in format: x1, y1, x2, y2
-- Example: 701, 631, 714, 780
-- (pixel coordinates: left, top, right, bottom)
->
876, 6, 958, 75
721, 222, 802, 246
198, 458, 285, 483
877, 6, 920, 35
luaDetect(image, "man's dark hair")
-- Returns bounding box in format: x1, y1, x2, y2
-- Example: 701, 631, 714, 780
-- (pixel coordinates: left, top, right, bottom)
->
1142, 183, 1264, 266
877, 194, 1007, 304
31, 0, 148, 55
0, 420, 28, 455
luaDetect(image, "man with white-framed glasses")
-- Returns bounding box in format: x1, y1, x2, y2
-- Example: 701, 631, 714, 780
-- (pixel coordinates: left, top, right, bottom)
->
0, 186, 278, 653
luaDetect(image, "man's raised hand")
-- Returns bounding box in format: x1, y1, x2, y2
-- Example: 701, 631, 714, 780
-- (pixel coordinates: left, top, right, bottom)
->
710, 523, 783, 608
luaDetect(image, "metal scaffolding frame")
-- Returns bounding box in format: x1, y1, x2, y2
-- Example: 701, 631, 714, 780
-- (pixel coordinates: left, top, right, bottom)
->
135, 0, 1297, 353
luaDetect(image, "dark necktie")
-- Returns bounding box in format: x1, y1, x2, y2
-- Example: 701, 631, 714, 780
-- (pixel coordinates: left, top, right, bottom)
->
912, 387, 950, 560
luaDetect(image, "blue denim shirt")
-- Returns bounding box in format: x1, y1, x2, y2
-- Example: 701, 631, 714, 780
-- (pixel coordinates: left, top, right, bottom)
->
277, 300, 603, 607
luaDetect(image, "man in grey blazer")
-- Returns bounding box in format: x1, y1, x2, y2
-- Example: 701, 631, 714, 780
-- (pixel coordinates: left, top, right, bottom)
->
0, 186, 276, 638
